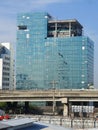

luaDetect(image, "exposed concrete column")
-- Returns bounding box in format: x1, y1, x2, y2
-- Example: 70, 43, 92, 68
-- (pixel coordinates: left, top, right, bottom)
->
55, 22, 57, 37
63, 103, 68, 116
69, 22, 71, 37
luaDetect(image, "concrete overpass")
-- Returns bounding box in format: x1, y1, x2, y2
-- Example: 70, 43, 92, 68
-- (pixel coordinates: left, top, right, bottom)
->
0, 89, 98, 101
0, 89, 98, 116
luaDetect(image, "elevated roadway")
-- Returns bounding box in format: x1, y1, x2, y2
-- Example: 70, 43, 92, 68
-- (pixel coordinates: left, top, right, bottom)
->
0, 89, 98, 116
0, 89, 98, 102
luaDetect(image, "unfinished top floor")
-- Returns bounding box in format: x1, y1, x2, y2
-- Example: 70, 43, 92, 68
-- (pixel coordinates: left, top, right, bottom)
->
17, 12, 83, 38
47, 19, 83, 38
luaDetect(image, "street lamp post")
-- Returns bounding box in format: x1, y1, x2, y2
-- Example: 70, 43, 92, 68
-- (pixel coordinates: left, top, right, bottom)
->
50, 80, 58, 115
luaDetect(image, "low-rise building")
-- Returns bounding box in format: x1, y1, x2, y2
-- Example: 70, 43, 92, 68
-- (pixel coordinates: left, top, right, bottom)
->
0, 42, 15, 90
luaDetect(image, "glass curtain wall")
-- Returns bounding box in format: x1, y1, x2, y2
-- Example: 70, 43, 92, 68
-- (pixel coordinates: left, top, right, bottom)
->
16, 12, 94, 90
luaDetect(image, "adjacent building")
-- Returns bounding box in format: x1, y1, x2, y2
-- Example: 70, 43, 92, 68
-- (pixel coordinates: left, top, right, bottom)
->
0, 43, 15, 90
16, 12, 94, 90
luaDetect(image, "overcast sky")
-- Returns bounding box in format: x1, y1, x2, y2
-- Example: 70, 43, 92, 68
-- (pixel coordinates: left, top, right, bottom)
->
0, 0, 98, 88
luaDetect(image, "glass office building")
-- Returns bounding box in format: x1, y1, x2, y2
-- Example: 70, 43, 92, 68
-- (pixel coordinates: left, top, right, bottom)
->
16, 12, 94, 90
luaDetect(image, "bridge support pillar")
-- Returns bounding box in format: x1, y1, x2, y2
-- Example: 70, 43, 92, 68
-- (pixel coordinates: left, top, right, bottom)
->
13, 102, 18, 114
7, 102, 18, 114
25, 102, 29, 114
63, 103, 68, 116
61, 98, 68, 116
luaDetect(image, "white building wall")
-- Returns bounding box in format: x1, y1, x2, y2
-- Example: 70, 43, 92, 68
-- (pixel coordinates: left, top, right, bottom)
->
2, 54, 10, 90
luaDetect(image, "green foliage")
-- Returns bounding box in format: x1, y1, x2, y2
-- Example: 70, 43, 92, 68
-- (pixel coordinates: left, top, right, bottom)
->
0, 102, 7, 109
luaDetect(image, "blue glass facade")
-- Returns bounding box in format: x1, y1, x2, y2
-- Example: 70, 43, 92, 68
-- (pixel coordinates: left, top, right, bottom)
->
16, 12, 94, 90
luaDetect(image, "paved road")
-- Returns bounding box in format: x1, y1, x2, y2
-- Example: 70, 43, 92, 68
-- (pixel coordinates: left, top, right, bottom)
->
18, 122, 98, 130
21, 122, 72, 130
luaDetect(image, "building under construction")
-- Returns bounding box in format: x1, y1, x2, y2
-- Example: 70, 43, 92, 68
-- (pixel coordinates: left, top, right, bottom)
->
16, 12, 94, 90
